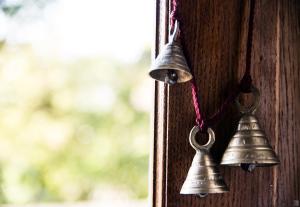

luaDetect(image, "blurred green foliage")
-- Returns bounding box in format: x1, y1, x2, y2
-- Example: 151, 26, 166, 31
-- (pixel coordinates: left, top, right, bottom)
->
0, 44, 151, 203
0, 0, 55, 16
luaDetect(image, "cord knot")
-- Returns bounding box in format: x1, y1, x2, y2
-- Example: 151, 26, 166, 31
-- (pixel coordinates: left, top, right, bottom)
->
239, 74, 252, 93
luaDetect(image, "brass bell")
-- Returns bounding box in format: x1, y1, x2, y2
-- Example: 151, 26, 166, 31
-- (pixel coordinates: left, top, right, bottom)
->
149, 21, 193, 85
221, 86, 280, 172
180, 126, 229, 197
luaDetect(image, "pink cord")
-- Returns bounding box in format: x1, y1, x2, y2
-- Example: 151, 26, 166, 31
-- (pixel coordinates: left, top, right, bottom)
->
169, 0, 206, 130
170, 0, 178, 30
191, 79, 205, 129
170, 0, 255, 131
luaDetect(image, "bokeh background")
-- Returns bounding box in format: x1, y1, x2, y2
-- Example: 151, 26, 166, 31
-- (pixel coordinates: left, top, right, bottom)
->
0, 0, 153, 206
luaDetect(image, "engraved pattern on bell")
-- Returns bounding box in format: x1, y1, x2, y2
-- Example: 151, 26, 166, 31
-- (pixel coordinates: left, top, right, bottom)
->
221, 86, 280, 168
180, 126, 229, 196
149, 21, 193, 84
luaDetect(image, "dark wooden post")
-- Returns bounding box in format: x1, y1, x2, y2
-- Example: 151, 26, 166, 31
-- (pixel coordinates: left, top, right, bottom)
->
151, 0, 300, 207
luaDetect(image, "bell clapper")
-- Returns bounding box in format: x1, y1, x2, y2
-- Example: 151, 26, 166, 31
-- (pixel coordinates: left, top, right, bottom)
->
241, 163, 256, 172
164, 70, 178, 85
198, 193, 208, 198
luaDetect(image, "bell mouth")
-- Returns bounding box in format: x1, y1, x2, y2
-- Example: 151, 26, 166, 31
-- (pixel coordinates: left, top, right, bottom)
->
198, 193, 208, 198
180, 189, 229, 196
180, 186, 229, 195
222, 161, 280, 167
222, 162, 279, 172
149, 68, 192, 83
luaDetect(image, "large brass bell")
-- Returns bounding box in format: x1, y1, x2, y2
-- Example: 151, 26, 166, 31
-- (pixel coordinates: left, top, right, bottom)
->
149, 21, 193, 85
221, 86, 280, 172
180, 126, 229, 197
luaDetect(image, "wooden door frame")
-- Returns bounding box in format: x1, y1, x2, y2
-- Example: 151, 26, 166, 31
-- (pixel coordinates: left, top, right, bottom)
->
149, 1, 300, 207
149, 0, 169, 206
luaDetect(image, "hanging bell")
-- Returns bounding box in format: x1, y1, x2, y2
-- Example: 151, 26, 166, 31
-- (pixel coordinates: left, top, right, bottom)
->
180, 126, 229, 197
149, 21, 193, 85
221, 86, 280, 172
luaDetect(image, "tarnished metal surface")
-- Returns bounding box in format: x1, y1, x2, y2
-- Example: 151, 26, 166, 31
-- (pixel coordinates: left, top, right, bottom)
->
149, 21, 192, 84
180, 127, 228, 197
221, 86, 280, 170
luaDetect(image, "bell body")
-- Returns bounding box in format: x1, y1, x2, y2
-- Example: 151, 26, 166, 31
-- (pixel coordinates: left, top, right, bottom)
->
149, 21, 192, 84
221, 86, 279, 168
180, 127, 228, 196
221, 114, 280, 167
149, 41, 192, 84
180, 150, 229, 195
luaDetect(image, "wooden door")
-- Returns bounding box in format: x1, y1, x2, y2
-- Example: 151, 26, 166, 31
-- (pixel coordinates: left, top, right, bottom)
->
150, 0, 300, 206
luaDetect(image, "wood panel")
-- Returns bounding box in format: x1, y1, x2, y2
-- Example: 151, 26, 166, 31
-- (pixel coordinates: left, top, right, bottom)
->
151, 0, 300, 206
276, 1, 300, 206
150, 0, 169, 206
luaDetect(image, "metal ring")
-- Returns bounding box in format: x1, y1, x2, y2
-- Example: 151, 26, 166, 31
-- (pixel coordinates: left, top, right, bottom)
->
189, 126, 215, 151
235, 85, 260, 114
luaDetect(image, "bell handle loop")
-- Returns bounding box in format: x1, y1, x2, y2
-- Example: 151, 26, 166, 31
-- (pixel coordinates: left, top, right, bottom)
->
169, 20, 180, 43
189, 126, 215, 151
236, 85, 260, 114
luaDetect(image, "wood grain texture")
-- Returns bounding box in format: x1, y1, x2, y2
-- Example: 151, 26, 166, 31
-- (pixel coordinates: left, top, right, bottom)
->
150, 0, 169, 206
276, 1, 300, 206
151, 0, 300, 206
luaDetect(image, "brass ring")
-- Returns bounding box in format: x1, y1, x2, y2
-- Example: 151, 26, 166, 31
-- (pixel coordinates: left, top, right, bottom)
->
235, 85, 260, 114
189, 126, 215, 151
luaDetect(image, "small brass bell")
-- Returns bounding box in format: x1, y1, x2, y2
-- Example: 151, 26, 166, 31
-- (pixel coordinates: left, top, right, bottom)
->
180, 126, 229, 197
149, 21, 193, 85
221, 86, 280, 172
